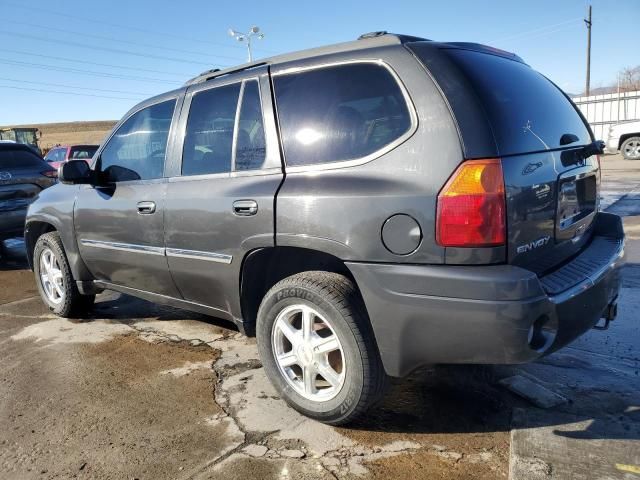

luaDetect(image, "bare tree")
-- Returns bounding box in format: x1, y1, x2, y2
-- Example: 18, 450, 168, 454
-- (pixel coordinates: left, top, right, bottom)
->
618, 65, 640, 92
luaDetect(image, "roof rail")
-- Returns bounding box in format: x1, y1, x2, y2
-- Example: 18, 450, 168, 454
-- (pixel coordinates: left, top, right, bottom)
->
358, 31, 429, 43
184, 33, 430, 86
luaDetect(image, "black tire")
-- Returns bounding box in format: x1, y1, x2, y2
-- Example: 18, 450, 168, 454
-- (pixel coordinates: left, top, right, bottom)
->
33, 231, 95, 317
621, 136, 640, 160
256, 271, 386, 425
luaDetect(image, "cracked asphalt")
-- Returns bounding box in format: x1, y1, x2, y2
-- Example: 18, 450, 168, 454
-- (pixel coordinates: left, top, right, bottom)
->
1, 154, 638, 480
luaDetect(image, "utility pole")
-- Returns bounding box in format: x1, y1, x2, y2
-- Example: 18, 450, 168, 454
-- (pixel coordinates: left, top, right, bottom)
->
585, 5, 592, 96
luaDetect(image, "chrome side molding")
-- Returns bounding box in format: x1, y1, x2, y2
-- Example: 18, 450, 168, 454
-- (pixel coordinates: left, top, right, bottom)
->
80, 239, 233, 264
80, 239, 165, 256
165, 247, 233, 264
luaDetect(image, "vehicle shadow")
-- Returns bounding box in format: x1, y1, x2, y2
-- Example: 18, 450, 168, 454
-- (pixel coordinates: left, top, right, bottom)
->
85, 292, 240, 333
345, 358, 640, 442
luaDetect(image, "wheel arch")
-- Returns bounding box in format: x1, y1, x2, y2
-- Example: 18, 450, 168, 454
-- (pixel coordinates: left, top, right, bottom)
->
25, 216, 94, 283
24, 220, 57, 270
619, 133, 640, 150
239, 246, 361, 336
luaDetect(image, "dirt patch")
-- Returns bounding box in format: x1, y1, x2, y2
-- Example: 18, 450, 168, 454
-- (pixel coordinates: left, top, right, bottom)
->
338, 367, 511, 479
0, 268, 37, 305
1, 333, 230, 479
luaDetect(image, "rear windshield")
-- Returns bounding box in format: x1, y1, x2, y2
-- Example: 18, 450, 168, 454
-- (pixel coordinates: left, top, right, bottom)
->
0, 149, 46, 169
437, 49, 592, 155
70, 146, 98, 160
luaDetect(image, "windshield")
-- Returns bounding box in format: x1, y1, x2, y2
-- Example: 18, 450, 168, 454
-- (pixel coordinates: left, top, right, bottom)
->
15, 130, 37, 145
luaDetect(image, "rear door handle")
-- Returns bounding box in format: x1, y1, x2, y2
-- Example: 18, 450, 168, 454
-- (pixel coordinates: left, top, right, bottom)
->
233, 200, 258, 216
137, 201, 156, 215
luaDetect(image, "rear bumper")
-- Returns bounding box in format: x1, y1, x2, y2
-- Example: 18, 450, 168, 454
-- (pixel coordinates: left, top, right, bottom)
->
347, 212, 625, 377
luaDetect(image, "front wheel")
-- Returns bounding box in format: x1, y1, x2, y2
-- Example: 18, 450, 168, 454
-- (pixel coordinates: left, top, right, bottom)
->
33, 232, 95, 317
256, 271, 386, 425
621, 136, 640, 160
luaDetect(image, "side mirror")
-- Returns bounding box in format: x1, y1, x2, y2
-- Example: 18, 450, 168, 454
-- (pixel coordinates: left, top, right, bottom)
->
59, 159, 93, 185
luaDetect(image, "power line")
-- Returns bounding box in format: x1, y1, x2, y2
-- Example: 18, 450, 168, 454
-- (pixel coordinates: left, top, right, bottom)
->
0, 77, 155, 96
0, 0, 276, 54
0, 58, 182, 85
0, 84, 144, 101
0, 48, 188, 77
0, 30, 217, 66
489, 17, 583, 43
5, 19, 243, 62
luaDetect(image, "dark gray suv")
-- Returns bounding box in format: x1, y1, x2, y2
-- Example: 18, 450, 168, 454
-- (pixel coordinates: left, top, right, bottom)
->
25, 32, 624, 424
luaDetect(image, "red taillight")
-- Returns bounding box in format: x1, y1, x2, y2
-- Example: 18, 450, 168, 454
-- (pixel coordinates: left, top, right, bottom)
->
41, 170, 57, 178
436, 158, 506, 247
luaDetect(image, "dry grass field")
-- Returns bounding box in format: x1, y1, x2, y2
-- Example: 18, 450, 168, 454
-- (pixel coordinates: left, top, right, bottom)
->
1, 120, 117, 150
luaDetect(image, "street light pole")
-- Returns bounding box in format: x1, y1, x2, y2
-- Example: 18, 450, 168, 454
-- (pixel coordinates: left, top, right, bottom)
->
228, 26, 265, 63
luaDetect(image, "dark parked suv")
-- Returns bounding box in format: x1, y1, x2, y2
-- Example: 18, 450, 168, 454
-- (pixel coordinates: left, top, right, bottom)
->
25, 33, 624, 424
1, 143, 56, 243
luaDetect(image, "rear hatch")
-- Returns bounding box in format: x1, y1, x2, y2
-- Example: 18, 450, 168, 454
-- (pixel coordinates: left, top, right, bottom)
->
409, 44, 600, 274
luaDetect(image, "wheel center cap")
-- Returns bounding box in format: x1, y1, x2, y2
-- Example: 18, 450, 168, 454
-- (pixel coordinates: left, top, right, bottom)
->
297, 345, 313, 365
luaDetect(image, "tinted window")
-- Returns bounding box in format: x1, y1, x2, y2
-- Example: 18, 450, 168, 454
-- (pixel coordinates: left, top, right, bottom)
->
235, 80, 266, 171
0, 149, 46, 169
442, 49, 591, 155
182, 84, 240, 176
274, 63, 412, 166
70, 146, 98, 160
100, 100, 175, 182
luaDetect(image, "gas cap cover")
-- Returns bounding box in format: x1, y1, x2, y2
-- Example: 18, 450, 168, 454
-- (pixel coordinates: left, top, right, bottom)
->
381, 214, 422, 255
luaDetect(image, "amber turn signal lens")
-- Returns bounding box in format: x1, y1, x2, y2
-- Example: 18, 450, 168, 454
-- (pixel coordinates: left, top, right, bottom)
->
436, 158, 506, 247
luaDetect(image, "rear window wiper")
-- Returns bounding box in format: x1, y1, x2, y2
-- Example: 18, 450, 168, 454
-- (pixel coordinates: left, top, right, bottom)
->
560, 140, 604, 167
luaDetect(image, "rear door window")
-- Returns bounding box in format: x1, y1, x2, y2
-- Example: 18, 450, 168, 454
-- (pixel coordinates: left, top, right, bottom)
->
182, 83, 241, 176
438, 49, 592, 155
273, 63, 413, 167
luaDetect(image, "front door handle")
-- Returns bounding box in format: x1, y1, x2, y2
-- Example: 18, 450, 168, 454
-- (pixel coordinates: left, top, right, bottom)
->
137, 201, 156, 215
233, 200, 258, 216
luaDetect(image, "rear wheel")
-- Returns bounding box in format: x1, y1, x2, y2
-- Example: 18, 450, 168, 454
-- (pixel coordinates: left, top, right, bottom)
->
256, 271, 386, 425
621, 136, 640, 160
33, 232, 95, 317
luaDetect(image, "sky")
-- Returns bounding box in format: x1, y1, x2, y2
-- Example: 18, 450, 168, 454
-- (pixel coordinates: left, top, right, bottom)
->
0, 0, 638, 125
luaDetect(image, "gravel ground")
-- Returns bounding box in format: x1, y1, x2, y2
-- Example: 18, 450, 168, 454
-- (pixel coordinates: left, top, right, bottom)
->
0, 153, 638, 479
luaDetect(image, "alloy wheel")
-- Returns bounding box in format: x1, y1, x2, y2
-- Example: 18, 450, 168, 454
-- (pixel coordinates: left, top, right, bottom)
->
271, 304, 346, 401
39, 247, 65, 304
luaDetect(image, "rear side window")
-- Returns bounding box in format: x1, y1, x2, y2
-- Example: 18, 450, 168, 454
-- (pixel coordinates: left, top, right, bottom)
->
0, 149, 46, 169
235, 80, 266, 171
274, 63, 412, 167
441, 49, 591, 155
182, 83, 241, 176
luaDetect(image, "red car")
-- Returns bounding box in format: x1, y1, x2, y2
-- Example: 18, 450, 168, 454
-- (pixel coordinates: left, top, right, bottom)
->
44, 144, 99, 169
